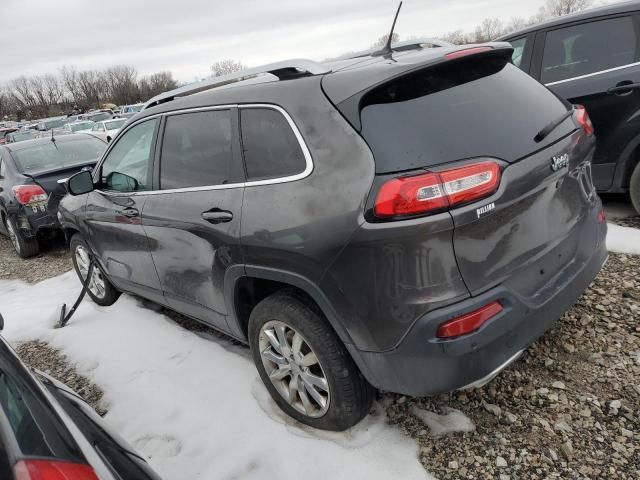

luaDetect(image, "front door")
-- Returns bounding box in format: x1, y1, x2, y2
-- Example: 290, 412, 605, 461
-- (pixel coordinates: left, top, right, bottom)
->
141, 108, 245, 332
85, 118, 164, 303
535, 14, 640, 190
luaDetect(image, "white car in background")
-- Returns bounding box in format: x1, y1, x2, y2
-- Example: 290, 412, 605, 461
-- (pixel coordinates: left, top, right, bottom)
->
90, 118, 127, 142
63, 120, 96, 133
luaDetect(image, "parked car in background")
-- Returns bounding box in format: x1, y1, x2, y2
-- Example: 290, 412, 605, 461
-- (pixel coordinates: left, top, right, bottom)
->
0, 128, 18, 145
117, 103, 144, 119
5, 130, 36, 144
59, 44, 606, 430
500, 0, 640, 213
35, 117, 68, 132
63, 121, 96, 134
90, 118, 127, 142
0, 314, 162, 480
0, 134, 106, 258
81, 110, 114, 123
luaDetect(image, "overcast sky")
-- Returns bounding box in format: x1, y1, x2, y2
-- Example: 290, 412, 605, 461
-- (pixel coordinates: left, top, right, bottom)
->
0, 0, 604, 84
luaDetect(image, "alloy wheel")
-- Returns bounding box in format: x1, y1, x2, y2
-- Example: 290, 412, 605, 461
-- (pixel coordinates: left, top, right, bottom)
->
259, 320, 330, 418
74, 245, 106, 299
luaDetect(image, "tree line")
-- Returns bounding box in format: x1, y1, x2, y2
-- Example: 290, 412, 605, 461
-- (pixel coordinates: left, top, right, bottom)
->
0, 66, 177, 121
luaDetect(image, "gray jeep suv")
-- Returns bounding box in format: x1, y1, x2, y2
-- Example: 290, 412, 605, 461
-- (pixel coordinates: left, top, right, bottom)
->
58, 42, 607, 431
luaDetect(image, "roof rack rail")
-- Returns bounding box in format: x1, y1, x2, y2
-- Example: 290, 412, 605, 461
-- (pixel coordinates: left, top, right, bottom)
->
348, 37, 454, 59
143, 59, 331, 110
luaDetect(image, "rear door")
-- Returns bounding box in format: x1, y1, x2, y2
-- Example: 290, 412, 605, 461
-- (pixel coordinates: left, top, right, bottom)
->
533, 14, 640, 190
142, 107, 245, 332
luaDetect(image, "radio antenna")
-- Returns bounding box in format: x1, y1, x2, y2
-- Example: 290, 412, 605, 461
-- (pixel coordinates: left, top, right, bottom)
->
373, 1, 403, 57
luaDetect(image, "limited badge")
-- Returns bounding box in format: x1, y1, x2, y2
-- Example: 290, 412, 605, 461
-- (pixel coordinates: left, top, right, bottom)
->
476, 202, 495, 219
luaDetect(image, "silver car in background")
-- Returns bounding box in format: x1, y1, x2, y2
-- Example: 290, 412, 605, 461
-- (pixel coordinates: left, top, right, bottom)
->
89, 118, 127, 142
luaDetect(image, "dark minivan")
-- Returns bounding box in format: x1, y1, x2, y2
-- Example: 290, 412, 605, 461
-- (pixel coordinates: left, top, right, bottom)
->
59, 42, 607, 431
499, 0, 640, 213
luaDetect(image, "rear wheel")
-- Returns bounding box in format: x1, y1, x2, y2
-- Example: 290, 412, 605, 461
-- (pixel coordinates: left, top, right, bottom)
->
70, 234, 120, 306
630, 162, 640, 215
249, 290, 374, 431
5, 217, 39, 258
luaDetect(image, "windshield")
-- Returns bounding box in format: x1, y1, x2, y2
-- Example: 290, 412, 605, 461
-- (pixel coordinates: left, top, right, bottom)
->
69, 122, 94, 132
44, 119, 66, 130
11, 131, 35, 141
89, 112, 111, 122
12, 137, 106, 174
124, 105, 143, 113
104, 119, 126, 130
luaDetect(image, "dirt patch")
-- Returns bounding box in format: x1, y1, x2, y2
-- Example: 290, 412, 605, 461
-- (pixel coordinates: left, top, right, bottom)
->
0, 234, 72, 283
16, 341, 106, 415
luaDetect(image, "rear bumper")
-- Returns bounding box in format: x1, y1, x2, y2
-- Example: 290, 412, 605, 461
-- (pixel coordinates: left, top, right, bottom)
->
347, 216, 607, 397
15, 209, 60, 237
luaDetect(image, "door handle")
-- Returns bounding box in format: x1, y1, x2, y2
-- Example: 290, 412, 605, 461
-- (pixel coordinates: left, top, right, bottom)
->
119, 207, 139, 218
202, 208, 233, 224
607, 81, 640, 95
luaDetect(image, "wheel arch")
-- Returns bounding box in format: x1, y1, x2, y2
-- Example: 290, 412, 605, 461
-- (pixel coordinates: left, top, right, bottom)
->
612, 133, 640, 191
224, 265, 355, 347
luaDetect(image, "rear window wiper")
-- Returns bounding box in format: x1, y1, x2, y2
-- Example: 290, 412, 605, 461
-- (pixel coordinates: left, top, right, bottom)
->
534, 107, 575, 143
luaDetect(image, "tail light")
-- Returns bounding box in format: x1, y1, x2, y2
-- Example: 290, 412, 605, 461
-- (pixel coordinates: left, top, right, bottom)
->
574, 105, 594, 136
12, 185, 48, 205
436, 301, 503, 338
14, 460, 98, 480
374, 161, 501, 218
597, 208, 606, 224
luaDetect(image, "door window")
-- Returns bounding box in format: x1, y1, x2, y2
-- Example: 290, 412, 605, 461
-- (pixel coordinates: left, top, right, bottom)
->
541, 16, 637, 84
510, 37, 528, 69
159, 110, 234, 189
240, 108, 306, 181
100, 119, 157, 192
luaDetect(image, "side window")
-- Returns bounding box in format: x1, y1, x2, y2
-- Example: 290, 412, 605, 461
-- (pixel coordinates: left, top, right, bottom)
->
541, 16, 637, 84
510, 37, 528, 69
100, 119, 157, 192
240, 108, 306, 181
159, 110, 234, 190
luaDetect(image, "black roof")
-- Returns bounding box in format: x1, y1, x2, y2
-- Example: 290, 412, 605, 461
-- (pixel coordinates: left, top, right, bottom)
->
499, 0, 640, 40
4, 133, 104, 152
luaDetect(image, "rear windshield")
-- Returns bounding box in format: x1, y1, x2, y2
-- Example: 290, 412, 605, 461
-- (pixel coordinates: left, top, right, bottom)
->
12, 137, 106, 175
360, 56, 573, 173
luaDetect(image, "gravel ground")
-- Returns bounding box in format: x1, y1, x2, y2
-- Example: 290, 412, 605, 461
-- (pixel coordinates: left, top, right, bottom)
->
15, 341, 106, 415
0, 233, 71, 283
2, 211, 638, 479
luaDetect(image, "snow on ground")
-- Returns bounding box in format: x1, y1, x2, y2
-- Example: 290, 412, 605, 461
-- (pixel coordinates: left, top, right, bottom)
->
0, 272, 431, 480
410, 407, 475, 437
607, 223, 640, 255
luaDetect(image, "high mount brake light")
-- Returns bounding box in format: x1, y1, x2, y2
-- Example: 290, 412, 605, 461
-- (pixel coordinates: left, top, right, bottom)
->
374, 161, 501, 218
445, 46, 494, 60
14, 459, 99, 480
436, 301, 503, 338
574, 105, 594, 136
12, 185, 48, 205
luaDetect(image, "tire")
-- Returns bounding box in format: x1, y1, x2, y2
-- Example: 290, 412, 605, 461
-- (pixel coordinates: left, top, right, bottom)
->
5, 216, 39, 258
249, 289, 374, 431
630, 162, 640, 215
70, 234, 120, 306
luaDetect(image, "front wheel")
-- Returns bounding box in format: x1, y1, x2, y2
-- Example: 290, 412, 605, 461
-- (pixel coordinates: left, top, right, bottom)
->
630, 162, 640, 215
249, 290, 374, 431
70, 234, 120, 306
6, 217, 39, 258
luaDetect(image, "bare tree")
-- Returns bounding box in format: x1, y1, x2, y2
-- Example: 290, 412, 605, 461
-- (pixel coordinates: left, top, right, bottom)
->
138, 71, 178, 100
211, 60, 246, 77
473, 18, 504, 42
542, 0, 593, 17
504, 17, 529, 34
440, 30, 471, 45
371, 32, 400, 49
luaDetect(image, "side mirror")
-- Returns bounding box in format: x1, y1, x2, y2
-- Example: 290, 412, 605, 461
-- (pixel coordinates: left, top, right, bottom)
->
66, 170, 95, 196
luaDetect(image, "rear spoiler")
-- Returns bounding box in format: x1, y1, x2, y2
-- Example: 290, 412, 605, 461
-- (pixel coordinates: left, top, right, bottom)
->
324, 43, 513, 132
